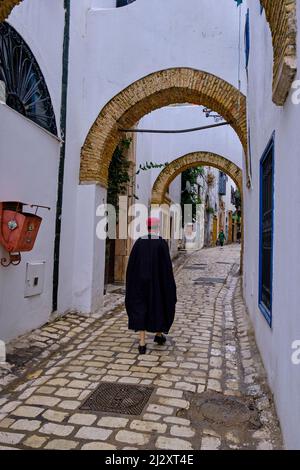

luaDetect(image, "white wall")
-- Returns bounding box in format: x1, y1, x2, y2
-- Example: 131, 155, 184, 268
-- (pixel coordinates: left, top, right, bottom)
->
244, 0, 300, 449
0, 105, 60, 341
0, 1, 64, 341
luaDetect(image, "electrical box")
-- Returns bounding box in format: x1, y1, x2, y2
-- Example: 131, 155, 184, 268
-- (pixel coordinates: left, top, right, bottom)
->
24, 262, 45, 297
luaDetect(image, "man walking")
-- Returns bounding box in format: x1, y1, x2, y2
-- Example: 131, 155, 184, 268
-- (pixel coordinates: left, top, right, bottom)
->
125, 217, 177, 354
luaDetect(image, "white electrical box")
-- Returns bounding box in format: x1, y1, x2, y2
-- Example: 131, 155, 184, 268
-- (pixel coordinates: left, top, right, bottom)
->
24, 262, 46, 297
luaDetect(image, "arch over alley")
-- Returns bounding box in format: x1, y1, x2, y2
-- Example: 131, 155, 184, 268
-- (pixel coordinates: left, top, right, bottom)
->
80, 68, 248, 187
151, 151, 242, 205
150, 150, 244, 269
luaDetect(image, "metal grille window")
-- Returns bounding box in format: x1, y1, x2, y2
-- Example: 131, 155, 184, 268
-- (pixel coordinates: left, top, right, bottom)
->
219, 172, 227, 196
0, 22, 57, 135
116, 0, 135, 7
245, 9, 250, 69
259, 134, 275, 326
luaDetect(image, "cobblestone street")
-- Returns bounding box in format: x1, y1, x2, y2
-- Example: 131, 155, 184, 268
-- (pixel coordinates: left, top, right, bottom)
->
0, 245, 282, 450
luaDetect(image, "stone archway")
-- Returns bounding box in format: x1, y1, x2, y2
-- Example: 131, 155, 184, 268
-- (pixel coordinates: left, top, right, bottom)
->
0, 1, 21, 21
80, 68, 247, 187
151, 151, 242, 204
261, 0, 297, 105
151, 151, 244, 269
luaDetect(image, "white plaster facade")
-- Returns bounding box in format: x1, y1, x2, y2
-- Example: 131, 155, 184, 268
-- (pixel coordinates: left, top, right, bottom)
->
243, 0, 300, 450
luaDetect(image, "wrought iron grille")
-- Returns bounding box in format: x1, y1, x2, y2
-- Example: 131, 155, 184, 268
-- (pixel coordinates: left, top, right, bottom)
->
80, 382, 154, 415
219, 172, 227, 196
0, 22, 57, 135
116, 0, 136, 7
260, 140, 274, 316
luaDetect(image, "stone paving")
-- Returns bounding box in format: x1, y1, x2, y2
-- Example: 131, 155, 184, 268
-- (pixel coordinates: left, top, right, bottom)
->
0, 245, 283, 450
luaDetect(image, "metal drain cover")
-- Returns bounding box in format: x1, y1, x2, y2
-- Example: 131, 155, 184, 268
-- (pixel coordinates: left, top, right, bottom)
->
80, 383, 154, 415
187, 392, 260, 429
200, 397, 251, 425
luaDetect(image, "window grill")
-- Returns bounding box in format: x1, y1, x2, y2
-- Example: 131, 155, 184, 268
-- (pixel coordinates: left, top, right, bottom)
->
259, 134, 274, 326
0, 22, 57, 135
116, 0, 136, 7
219, 172, 227, 196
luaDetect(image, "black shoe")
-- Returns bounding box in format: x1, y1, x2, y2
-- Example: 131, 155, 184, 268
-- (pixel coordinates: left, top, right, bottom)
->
154, 334, 166, 345
138, 344, 147, 355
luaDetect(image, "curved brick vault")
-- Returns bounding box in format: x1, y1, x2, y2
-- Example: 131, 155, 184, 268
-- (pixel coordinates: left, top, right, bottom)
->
261, 0, 297, 105
80, 68, 247, 187
151, 151, 243, 205
151, 150, 244, 270
0, 1, 21, 22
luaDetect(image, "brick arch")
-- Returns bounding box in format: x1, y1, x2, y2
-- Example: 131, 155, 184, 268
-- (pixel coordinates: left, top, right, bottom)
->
80, 68, 247, 187
151, 151, 242, 205
0, 1, 21, 21
261, 0, 297, 105
151, 151, 244, 271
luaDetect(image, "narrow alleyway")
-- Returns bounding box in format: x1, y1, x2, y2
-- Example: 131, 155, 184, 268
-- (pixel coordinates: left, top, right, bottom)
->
0, 245, 282, 450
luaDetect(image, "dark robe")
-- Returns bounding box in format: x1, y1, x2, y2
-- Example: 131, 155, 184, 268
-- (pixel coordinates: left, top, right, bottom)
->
125, 235, 177, 333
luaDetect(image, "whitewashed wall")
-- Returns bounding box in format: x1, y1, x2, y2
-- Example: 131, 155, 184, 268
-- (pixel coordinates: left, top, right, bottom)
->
244, 0, 300, 450
0, 105, 60, 341
0, 1, 64, 341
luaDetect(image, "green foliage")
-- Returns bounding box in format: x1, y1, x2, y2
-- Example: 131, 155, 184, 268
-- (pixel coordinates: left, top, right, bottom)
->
107, 138, 132, 209
234, 189, 241, 209
206, 206, 215, 215
136, 161, 168, 174
108, 139, 170, 206
182, 166, 204, 188
181, 167, 204, 222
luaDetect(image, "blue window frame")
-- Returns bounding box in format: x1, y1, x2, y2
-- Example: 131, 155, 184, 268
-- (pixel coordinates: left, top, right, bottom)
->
245, 9, 250, 69
116, 0, 135, 6
259, 133, 275, 327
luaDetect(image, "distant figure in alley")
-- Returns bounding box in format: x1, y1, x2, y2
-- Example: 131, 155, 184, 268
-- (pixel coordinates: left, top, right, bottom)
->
125, 217, 177, 354
218, 229, 226, 247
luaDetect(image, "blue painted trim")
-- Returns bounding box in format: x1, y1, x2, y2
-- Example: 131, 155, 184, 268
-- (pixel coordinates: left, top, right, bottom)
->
258, 132, 275, 328
245, 9, 250, 69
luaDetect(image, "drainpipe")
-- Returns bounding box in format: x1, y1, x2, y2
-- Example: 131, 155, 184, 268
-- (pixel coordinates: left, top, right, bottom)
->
52, 0, 71, 312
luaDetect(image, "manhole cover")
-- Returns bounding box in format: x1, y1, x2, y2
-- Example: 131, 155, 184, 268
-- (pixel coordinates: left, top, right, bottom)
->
200, 397, 251, 425
187, 392, 260, 429
79, 383, 154, 415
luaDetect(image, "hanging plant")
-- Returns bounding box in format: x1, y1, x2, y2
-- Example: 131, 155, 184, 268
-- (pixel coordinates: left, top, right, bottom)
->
136, 161, 168, 175
107, 138, 132, 210
206, 206, 215, 215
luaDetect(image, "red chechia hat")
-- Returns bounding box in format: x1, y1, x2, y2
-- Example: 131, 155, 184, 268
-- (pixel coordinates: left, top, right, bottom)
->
147, 217, 160, 229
